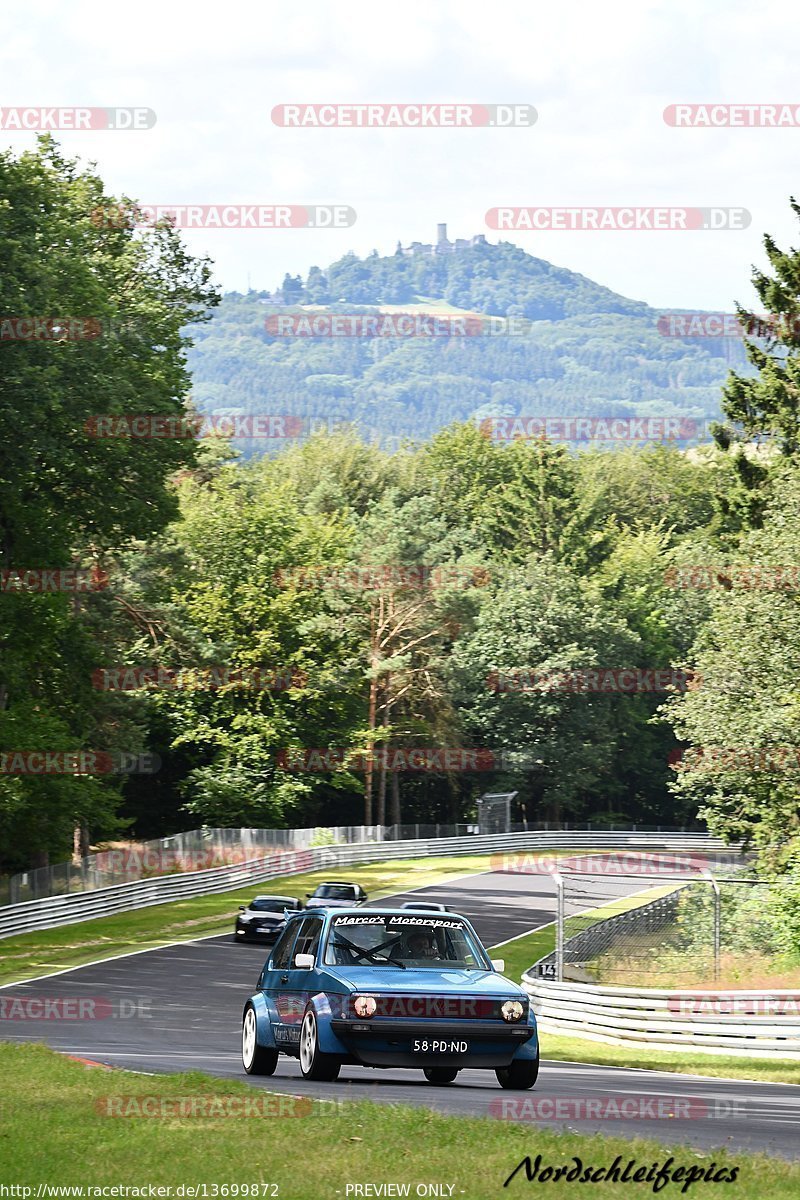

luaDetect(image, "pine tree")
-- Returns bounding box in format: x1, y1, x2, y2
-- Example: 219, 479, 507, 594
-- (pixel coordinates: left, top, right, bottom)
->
714, 197, 800, 526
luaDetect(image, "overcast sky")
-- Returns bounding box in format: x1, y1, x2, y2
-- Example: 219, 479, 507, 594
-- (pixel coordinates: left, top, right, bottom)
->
4, 0, 799, 310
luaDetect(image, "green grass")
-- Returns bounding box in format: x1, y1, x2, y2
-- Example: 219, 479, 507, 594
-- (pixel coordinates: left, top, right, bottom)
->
491, 923, 555, 981
1, 1042, 798, 1198
539, 1033, 800, 1086
0, 854, 497, 986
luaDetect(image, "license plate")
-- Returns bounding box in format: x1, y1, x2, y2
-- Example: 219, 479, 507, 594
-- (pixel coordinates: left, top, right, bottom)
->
411, 1039, 469, 1054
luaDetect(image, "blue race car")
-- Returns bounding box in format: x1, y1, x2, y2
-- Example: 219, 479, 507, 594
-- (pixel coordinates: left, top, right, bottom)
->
241, 907, 538, 1088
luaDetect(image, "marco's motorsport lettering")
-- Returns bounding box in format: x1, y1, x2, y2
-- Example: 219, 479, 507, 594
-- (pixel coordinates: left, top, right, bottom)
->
332, 916, 466, 930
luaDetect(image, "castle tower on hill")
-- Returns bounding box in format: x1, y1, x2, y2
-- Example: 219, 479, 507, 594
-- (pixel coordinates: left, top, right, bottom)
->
400, 225, 487, 257
262, 225, 489, 304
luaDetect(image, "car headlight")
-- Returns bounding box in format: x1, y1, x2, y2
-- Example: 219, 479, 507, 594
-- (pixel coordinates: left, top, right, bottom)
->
501, 1000, 525, 1022
353, 995, 377, 1018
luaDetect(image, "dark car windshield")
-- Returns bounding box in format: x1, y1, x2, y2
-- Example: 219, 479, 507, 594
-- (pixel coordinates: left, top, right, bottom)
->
314, 885, 356, 900
324, 914, 490, 969
250, 898, 294, 912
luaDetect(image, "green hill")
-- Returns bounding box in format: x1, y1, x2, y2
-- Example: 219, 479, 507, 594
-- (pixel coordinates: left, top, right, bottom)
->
186, 236, 746, 453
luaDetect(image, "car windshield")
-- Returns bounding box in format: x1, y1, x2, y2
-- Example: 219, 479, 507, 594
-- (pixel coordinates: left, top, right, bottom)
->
315, 885, 355, 900
323, 913, 489, 969
250, 898, 292, 912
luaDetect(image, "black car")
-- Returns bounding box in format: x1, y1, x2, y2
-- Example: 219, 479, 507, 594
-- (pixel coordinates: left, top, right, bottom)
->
234, 895, 303, 942
305, 881, 368, 910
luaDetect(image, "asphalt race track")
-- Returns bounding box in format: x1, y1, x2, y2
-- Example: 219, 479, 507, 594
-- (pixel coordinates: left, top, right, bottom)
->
3, 862, 799, 1160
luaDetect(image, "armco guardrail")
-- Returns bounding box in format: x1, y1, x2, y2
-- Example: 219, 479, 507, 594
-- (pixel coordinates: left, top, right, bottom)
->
520, 977, 800, 1059
0, 830, 735, 940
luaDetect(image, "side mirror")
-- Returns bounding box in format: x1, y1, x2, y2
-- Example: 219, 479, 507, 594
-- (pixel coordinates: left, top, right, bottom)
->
306, 893, 314, 899
294, 953, 314, 970
238, 906, 246, 913
491, 958, 505, 973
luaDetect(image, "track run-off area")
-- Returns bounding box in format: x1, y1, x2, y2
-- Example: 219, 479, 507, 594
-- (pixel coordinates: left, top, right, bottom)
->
2, 859, 799, 1160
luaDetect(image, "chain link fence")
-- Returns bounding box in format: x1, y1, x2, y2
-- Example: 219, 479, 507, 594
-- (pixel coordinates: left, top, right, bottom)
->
533, 863, 799, 988
0, 825, 383, 906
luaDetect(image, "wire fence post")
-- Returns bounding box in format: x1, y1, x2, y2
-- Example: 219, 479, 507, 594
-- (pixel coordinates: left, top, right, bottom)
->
555, 871, 564, 982
712, 877, 721, 983
702, 869, 721, 982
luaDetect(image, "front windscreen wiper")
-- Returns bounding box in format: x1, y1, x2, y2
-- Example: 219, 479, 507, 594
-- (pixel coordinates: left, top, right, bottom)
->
331, 933, 406, 968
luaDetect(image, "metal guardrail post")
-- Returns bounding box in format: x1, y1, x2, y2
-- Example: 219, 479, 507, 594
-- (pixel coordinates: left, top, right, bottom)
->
555, 871, 564, 982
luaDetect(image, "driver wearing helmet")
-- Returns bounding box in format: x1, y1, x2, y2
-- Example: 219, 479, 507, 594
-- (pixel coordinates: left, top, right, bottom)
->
403, 928, 438, 959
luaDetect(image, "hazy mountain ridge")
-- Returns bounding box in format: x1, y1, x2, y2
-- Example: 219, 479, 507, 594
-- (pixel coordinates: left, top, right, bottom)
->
186, 237, 746, 451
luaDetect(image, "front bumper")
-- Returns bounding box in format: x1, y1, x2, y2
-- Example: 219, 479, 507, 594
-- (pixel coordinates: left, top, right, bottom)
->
330, 1018, 536, 1068
332, 1019, 532, 1041
236, 923, 282, 939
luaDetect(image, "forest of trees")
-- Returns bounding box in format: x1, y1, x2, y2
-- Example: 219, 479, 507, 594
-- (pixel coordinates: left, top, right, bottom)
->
2, 141, 800, 880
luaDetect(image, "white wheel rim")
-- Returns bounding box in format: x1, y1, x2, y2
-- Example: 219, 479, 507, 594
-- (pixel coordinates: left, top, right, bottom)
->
242, 1008, 257, 1067
299, 1013, 315, 1073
